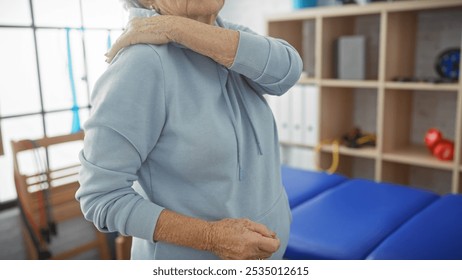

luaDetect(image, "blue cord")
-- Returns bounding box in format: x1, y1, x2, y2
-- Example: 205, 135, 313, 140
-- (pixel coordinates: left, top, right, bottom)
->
107, 30, 112, 50
65, 27, 81, 133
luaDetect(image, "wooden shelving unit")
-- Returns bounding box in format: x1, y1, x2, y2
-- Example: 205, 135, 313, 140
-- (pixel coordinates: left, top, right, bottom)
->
268, 0, 462, 193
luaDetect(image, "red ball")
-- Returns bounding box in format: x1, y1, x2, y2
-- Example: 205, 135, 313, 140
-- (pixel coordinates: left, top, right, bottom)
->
432, 139, 454, 161
424, 128, 442, 151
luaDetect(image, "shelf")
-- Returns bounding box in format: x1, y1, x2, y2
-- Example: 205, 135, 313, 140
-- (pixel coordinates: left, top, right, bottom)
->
385, 82, 459, 91
279, 141, 315, 149
280, 141, 378, 159
383, 145, 454, 170
267, 0, 462, 22
321, 144, 377, 159
298, 76, 317, 85
269, 0, 462, 193
320, 79, 379, 88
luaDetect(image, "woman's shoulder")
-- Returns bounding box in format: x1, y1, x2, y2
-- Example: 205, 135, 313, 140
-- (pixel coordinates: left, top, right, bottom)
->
111, 44, 168, 68
110, 43, 188, 75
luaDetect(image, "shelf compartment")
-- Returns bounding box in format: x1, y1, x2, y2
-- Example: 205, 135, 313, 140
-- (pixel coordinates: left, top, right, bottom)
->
321, 13, 380, 80
320, 152, 375, 180
383, 145, 454, 171
385, 8, 462, 82
320, 87, 378, 143
381, 161, 453, 195
383, 89, 458, 159
268, 19, 317, 78
268, 19, 303, 59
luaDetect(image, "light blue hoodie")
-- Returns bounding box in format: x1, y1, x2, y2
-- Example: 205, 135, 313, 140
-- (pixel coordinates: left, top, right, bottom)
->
76, 8, 302, 260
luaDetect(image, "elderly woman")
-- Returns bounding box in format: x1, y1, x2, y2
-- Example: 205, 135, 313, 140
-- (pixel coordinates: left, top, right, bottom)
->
76, 0, 302, 260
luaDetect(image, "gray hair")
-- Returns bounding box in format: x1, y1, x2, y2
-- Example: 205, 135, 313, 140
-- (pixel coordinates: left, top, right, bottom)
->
119, 0, 143, 10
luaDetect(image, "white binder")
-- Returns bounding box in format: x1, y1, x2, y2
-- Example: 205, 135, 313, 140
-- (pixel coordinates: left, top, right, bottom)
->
278, 90, 292, 143
302, 85, 319, 146
290, 85, 304, 144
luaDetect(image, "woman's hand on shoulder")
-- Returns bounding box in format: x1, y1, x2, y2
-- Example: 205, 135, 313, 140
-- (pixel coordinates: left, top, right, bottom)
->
105, 15, 176, 63
207, 218, 280, 260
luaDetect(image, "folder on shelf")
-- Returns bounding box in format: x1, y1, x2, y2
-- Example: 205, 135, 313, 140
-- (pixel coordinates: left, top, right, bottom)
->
284, 147, 317, 171
302, 85, 319, 147
278, 89, 293, 143
291, 85, 304, 144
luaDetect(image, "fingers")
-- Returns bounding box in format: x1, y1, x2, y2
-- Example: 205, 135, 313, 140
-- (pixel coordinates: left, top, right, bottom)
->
246, 219, 280, 255
105, 33, 128, 63
246, 219, 277, 239
208, 218, 281, 260
105, 18, 141, 63
257, 235, 280, 254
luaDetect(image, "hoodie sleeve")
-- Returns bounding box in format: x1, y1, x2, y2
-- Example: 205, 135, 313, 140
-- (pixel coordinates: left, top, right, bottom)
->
76, 44, 166, 242
227, 23, 303, 96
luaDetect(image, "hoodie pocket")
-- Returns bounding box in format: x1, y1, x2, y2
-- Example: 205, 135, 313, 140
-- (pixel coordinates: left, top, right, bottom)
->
254, 190, 292, 260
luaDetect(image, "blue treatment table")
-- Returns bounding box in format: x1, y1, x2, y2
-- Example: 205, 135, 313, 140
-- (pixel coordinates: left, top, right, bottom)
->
281, 165, 462, 260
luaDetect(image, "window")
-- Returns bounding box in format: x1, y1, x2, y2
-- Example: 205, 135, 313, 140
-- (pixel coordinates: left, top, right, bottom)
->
0, 0, 126, 203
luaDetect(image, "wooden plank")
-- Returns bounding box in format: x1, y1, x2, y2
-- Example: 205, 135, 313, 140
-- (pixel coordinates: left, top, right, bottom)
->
12, 131, 84, 152
321, 145, 377, 159
385, 82, 459, 91
454, 32, 462, 193
298, 76, 318, 85
267, 0, 462, 22
115, 235, 132, 260
320, 79, 379, 88
315, 16, 323, 81
383, 145, 455, 170
376, 11, 388, 181
279, 141, 315, 149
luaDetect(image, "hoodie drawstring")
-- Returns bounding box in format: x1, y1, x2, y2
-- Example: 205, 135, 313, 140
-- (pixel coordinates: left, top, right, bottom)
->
217, 66, 243, 180
217, 65, 263, 181
231, 75, 264, 156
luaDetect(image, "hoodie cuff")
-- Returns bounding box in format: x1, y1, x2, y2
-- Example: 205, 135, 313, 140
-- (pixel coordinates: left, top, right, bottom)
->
125, 199, 165, 243
229, 30, 271, 80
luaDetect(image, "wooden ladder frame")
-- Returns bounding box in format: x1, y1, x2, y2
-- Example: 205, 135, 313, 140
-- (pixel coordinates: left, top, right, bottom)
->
11, 132, 110, 260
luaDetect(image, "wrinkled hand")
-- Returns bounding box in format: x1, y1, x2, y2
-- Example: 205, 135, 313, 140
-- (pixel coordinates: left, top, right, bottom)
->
207, 218, 280, 260
105, 15, 176, 63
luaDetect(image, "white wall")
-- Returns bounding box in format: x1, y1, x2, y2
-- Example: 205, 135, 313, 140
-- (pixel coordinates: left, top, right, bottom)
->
220, 0, 293, 35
